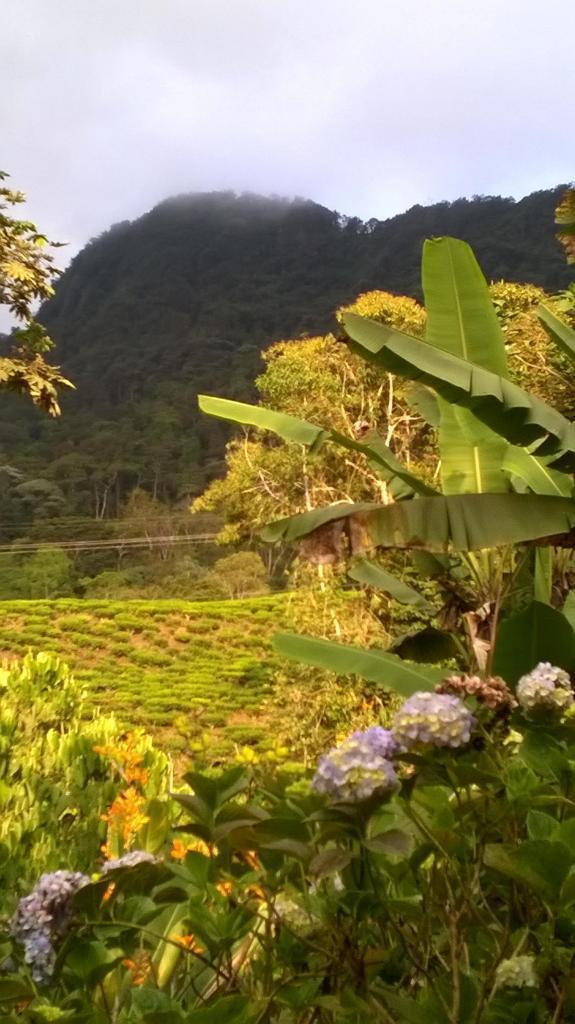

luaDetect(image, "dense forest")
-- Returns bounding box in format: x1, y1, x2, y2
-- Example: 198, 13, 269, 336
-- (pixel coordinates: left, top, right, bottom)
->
0, 185, 572, 558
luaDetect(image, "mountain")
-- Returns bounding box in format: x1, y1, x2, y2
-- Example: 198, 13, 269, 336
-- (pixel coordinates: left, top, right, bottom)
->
0, 186, 572, 528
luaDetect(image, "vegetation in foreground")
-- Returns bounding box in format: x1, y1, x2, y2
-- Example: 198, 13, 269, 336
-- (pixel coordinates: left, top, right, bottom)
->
4, 653, 575, 1023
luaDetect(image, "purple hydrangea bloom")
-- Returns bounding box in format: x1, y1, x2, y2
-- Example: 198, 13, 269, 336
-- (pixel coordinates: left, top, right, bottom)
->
11, 870, 89, 984
516, 662, 573, 714
392, 691, 475, 751
101, 850, 156, 873
350, 725, 398, 758
312, 727, 398, 803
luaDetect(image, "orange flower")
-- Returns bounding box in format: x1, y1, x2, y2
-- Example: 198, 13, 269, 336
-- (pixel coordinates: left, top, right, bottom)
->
216, 880, 233, 896
103, 882, 116, 903
123, 951, 152, 986
242, 850, 260, 870
94, 734, 149, 787
170, 932, 205, 954
170, 837, 217, 860
101, 786, 150, 857
246, 884, 266, 901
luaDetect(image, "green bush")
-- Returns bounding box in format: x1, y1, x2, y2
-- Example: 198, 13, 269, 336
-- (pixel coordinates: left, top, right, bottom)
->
6, 665, 575, 1022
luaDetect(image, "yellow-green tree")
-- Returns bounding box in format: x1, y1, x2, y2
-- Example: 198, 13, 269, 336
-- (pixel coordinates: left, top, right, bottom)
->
0, 171, 71, 413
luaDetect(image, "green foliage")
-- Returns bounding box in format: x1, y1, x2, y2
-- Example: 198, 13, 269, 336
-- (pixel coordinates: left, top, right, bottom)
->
195, 551, 270, 600
0, 651, 170, 906
556, 186, 575, 264
7, 675, 575, 1021
0, 171, 71, 413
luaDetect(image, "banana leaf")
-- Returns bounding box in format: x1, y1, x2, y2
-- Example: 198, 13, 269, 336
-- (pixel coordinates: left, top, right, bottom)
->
422, 238, 511, 495
198, 394, 434, 498
348, 557, 432, 609
273, 632, 443, 695
502, 445, 574, 497
260, 493, 575, 552
538, 304, 575, 364
342, 313, 575, 471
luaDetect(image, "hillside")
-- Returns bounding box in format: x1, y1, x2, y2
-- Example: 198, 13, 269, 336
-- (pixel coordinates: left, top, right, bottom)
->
0, 595, 289, 761
0, 186, 572, 532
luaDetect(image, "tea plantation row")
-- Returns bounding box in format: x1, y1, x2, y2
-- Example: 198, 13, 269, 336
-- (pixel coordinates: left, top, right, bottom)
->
0, 595, 290, 758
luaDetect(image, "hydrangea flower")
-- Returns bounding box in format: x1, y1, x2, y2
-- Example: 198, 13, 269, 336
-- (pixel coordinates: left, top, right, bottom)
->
312, 727, 398, 803
495, 955, 537, 989
392, 692, 475, 752
101, 850, 156, 873
516, 662, 573, 714
11, 870, 89, 984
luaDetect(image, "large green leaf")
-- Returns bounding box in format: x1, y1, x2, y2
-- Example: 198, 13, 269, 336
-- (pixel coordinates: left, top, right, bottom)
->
273, 632, 443, 695
348, 557, 432, 609
484, 840, 571, 901
492, 601, 575, 684
198, 394, 434, 498
502, 444, 574, 497
538, 304, 575, 363
438, 402, 509, 494
423, 238, 509, 373
260, 493, 575, 552
405, 383, 440, 426
423, 238, 511, 495
342, 312, 575, 471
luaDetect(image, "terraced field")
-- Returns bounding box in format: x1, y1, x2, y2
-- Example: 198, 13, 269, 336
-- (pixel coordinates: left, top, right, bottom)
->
0, 596, 289, 758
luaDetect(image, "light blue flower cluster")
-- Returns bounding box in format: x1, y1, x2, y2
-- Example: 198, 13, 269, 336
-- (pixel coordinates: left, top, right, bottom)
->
11, 870, 89, 983
516, 662, 573, 714
312, 726, 399, 803
312, 693, 476, 803
101, 850, 156, 873
392, 692, 476, 752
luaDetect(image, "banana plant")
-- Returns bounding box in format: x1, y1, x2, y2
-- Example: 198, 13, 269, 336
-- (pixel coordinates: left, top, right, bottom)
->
199, 237, 575, 689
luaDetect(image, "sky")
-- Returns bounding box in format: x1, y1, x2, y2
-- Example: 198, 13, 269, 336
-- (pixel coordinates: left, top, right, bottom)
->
2, 0, 575, 305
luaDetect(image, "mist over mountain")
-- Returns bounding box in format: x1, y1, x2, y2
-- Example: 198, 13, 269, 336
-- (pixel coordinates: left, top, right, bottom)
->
1, 185, 571, 523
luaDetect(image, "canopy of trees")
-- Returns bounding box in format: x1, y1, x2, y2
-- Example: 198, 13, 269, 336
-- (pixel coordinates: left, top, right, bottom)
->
0, 186, 572, 533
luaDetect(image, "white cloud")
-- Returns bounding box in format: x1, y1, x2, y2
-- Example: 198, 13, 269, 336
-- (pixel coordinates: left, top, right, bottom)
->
1, 0, 573, 300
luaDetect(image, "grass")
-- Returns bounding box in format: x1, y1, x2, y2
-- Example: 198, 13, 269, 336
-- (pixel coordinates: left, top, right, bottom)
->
0, 595, 290, 760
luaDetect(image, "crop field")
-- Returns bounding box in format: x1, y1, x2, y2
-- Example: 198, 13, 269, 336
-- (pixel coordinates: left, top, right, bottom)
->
0, 595, 290, 759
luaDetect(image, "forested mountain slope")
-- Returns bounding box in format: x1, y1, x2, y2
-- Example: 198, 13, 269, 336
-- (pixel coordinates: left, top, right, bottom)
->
0, 186, 571, 527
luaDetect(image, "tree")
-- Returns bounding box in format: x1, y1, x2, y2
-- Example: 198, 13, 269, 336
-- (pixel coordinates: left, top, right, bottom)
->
0, 171, 71, 413
198, 551, 269, 599
23, 546, 73, 598
556, 185, 575, 264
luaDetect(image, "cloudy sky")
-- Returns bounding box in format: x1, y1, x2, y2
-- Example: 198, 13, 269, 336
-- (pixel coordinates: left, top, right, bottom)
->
3, 0, 575, 275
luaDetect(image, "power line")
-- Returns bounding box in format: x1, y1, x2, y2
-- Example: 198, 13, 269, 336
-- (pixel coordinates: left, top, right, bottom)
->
0, 533, 218, 555
0, 514, 216, 532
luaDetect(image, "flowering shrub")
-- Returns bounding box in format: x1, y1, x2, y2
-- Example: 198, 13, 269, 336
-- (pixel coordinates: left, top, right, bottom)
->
0, 652, 170, 913
2, 664, 575, 1022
